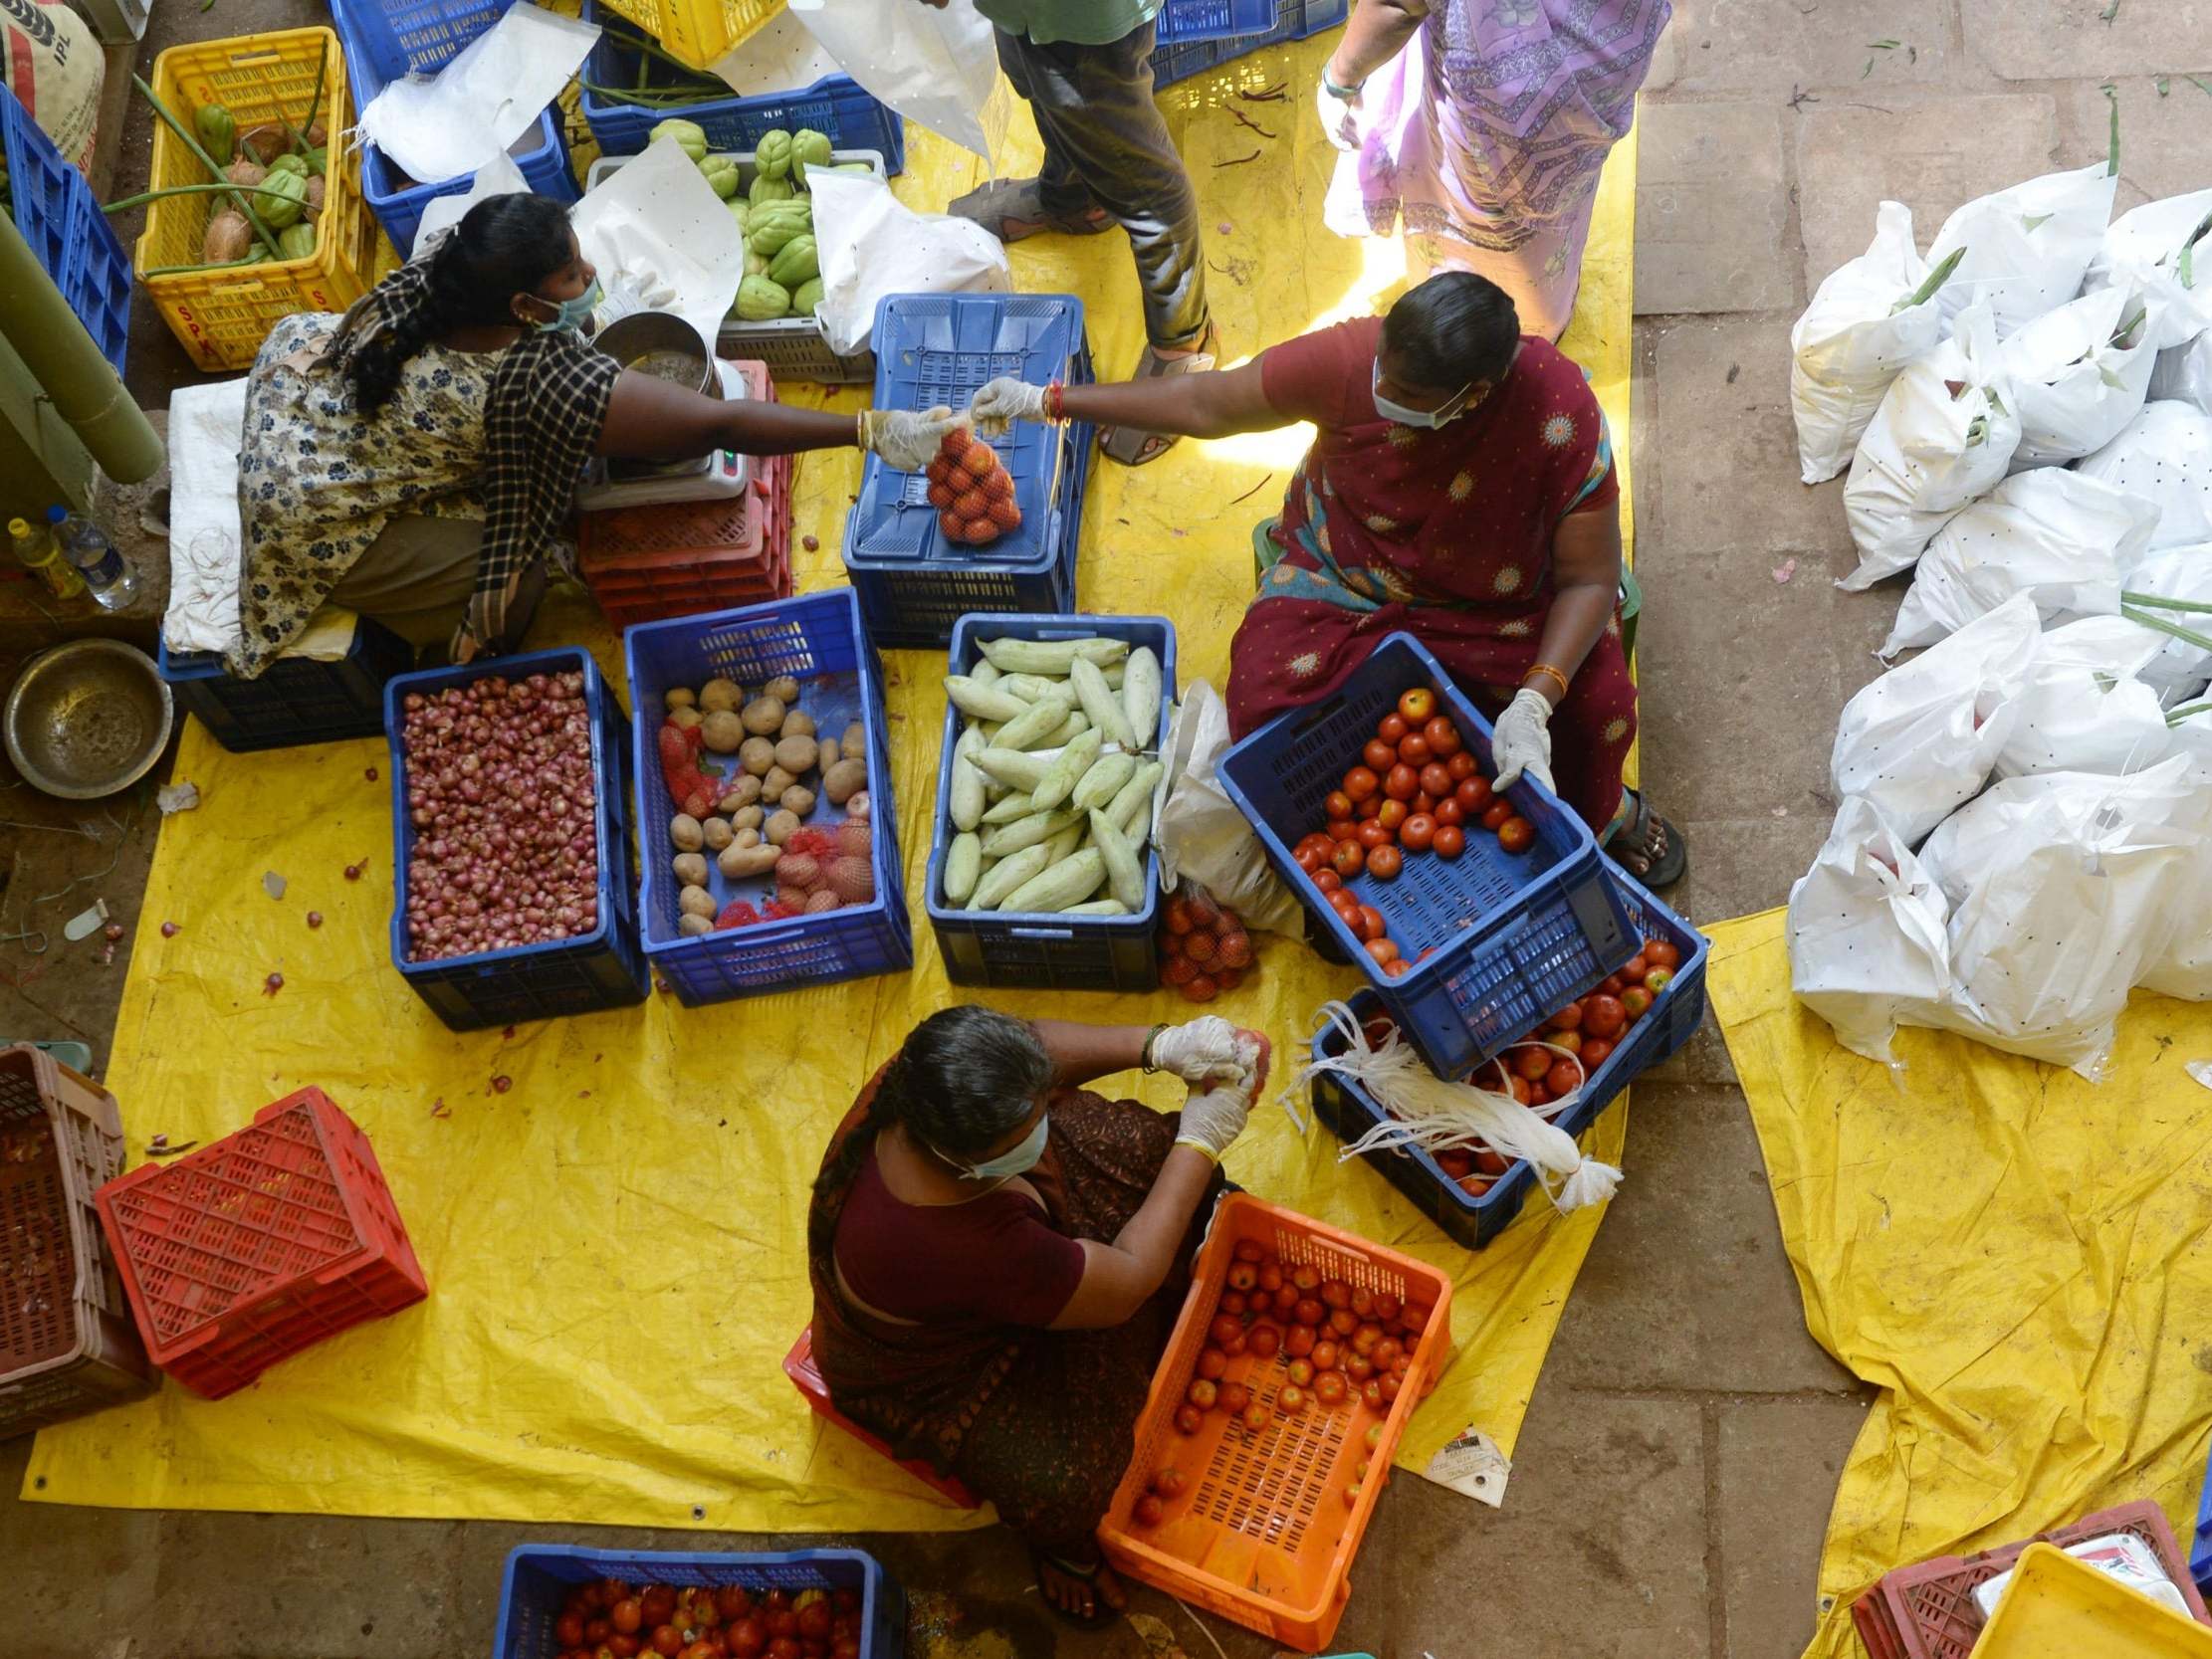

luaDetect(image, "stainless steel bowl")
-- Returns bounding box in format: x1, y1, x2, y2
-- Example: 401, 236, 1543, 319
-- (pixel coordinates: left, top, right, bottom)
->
595, 311, 718, 397
5, 640, 173, 800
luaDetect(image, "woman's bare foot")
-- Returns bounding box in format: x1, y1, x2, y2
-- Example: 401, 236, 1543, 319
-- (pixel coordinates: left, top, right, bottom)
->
1034, 1551, 1129, 1625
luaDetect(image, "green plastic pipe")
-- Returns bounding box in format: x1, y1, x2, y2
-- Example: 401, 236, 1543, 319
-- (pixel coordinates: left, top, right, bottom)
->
0, 205, 163, 485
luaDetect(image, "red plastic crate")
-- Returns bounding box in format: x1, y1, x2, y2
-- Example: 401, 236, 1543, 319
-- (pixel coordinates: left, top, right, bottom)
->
781, 1326, 980, 1508
1849, 1500, 2209, 1659
95, 1089, 428, 1398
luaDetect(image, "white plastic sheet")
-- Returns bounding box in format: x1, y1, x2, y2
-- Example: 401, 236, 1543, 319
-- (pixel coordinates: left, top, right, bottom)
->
810, 170, 1009, 356
570, 136, 750, 357
2116, 543, 2212, 703
355, 2, 597, 186
1925, 162, 2118, 334
785, 0, 1005, 164
1830, 591, 2039, 845
2150, 332, 2212, 415
1994, 617, 2172, 778
1881, 470, 2159, 655
1790, 202, 1951, 485
1157, 681, 1305, 940
1785, 796, 1952, 1067
2000, 284, 2155, 467
2085, 188, 2212, 350
1840, 306, 2020, 590
2076, 400, 2212, 551
409, 151, 531, 261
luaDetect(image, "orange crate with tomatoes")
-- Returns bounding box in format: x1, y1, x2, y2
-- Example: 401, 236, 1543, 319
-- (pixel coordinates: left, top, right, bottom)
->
1309, 863, 1706, 1249
1217, 631, 1639, 1079
1097, 1193, 1453, 1651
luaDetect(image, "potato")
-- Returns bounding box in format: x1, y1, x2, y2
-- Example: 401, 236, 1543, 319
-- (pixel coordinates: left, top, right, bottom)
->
841, 722, 865, 755
780, 786, 816, 816
763, 764, 797, 797
701, 710, 746, 754
669, 706, 704, 730
780, 710, 816, 740
731, 805, 764, 833
764, 675, 801, 706
734, 827, 762, 849
740, 736, 776, 778
664, 688, 697, 712
718, 776, 763, 814
702, 817, 735, 851
741, 695, 786, 735
765, 808, 801, 846
699, 678, 743, 714
774, 734, 818, 775
720, 842, 778, 878
672, 852, 710, 888
669, 814, 706, 852
816, 735, 840, 770
847, 790, 872, 821
679, 886, 718, 919
678, 913, 715, 937
821, 757, 867, 806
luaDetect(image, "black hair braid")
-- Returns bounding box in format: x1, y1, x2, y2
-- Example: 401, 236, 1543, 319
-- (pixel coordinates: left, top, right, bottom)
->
348, 240, 470, 417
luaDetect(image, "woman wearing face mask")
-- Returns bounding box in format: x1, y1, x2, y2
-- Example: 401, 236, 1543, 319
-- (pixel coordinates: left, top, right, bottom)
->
227, 194, 956, 676
808, 1005, 1266, 1627
971, 271, 1682, 887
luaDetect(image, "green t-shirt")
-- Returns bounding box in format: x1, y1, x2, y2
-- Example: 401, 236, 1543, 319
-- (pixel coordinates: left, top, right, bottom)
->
975, 0, 1162, 47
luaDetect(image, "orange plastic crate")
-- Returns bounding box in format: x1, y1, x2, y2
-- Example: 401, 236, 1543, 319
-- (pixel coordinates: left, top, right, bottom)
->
1097, 1194, 1453, 1651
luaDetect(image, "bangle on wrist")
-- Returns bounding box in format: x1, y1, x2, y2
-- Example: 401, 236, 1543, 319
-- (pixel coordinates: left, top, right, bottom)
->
1525, 663, 1570, 702
1045, 379, 1066, 423
1143, 1022, 1169, 1073
1322, 68, 1362, 99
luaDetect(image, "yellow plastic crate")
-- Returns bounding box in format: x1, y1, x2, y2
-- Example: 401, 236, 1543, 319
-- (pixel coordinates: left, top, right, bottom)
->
595, 0, 784, 71
136, 28, 378, 371
1979, 1545, 2212, 1657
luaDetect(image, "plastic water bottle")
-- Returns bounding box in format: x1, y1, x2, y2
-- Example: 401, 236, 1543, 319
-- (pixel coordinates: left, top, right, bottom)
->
6, 517, 87, 601
46, 506, 135, 609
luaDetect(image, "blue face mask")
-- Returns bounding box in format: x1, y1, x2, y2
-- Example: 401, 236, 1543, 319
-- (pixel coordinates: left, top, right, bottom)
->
531, 278, 602, 333
1372, 358, 1474, 429
938, 1113, 1050, 1181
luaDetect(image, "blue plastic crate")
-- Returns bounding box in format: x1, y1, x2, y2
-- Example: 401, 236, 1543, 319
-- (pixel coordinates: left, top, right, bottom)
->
331, 0, 578, 258
1152, 0, 1349, 89
1311, 865, 1707, 1248
1218, 632, 1636, 1080
2195, 1442, 2212, 1597
159, 616, 414, 752
493, 1545, 905, 1659
1156, 0, 1276, 45
624, 588, 912, 1006
926, 613, 1177, 991
384, 648, 647, 1031
577, 0, 905, 170
844, 294, 1094, 649
0, 83, 129, 378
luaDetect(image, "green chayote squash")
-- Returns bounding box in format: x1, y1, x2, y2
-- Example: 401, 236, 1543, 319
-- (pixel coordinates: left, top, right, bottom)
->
755, 128, 793, 181
766, 234, 817, 289
735, 275, 792, 320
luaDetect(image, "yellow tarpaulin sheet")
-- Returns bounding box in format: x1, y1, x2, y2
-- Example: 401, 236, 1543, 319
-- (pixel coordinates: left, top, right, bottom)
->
26, 34, 1641, 1530
1704, 910, 2212, 1659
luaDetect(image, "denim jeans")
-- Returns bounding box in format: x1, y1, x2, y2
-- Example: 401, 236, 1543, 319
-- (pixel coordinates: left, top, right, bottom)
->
994, 20, 1212, 351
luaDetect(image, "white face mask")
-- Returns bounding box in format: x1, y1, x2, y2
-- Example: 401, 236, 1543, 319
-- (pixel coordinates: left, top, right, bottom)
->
936, 1112, 1050, 1181
1371, 358, 1475, 428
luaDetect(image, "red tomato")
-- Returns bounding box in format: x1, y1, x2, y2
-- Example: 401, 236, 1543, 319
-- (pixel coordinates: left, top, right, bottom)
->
1497, 816, 1536, 854
559, 1618, 588, 1649
1361, 1378, 1386, 1408
1545, 1061, 1582, 1097
1375, 1293, 1402, 1322
796, 1603, 832, 1643
1248, 1323, 1281, 1358
1376, 797, 1409, 831
587, 1621, 613, 1646
1424, 717, 1463, 756
1314, 1371, 1349, 1406
1219, 1328, 1247, 1356
1135, 1493, 1165, 1526
1187, 1378, 1218, 1409
1377, 712, 1410, 743
1286, 1356, 1316, 1387
710, 1588, 747, 1624
1365, 937, 1400, 966
1364, 737, 1398, 772
1293, 1297, 1326, 1327
613, 1602, 644, 1636
1324, 790, 1355, 821
682, 1646, 718, 1659
1433, 825, 1466, 859
1276, 1383, 1309, 1415
1456, 776, 1494, 814
1242, 1401, 1272, 1433
1646, 938, 1681, 969
1332, 840, 1366, 878
1313, 869, 1342, 894
1350, 1286, 1375, 1318
766, 1642, 800, 1659
1209, 1314, 1241, 1346
1474, 1145, 1510, 1176
1479, 801, 1514, 831
1411, 790, 1437, 816
1284, 1324, 1316, 1356
1329, 1307, 1359, 1338
1379, 1373, 1403, 1403
1357, 904, 1387, 941
1198, 1347, 1228, 1380
1311, 1338, 1342, 1369
1294, 842, 1327, 874
1368, 845, 1404, 880
1550, 1029, 1583, 1055
668, 1628, 705, 1659
1506, 1074, 1533, 1106
1398, 731, 1433, 765
1356, 793, 1383, 820
1218, 1381, 1250, 1413
1619, 953, 1649, 984
1383, 959, 1411, 978
1398, 688, 1436, 723
1343, 766, 1380, 801
1372, 1338, 1403, 1368
1621, 985, 1655, 1020
1325, 817, 1358, 843
1257, 1263, 1284, 1292
1598, 973, 1626, 996
1175, 1404, 1205, 1434
1419, 761, 1453, 799
1401, 813, 1437, 852
1226, 1261, 1258, 1291
1320, 1279, 1352, 1310
1513, 1046, 1552, 1081
1356, 819, 1393, 851
1583, 995, 1627, 1038
1345, 1349, 1374, 1381
1445, 749, 1478, 780
1547, 1000, 1584, 1032
1273, 1285, 1301, 1316
1384, 763, 1420, 801
1646, 965, 1675, 993
1581, 1037, 1615, 1069
1292, 1265, 1322, 1292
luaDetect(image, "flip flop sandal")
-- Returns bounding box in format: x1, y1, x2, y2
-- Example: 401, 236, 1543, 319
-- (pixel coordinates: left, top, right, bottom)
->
1100, 329, 1218, 467
1612, 791, 1688, 891
1029, 1547, 1124, 1629
947, 177, 1112, 244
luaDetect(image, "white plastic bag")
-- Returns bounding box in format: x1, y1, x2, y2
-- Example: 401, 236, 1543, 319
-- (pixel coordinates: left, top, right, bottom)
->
571, 136, 750, 355
1156, 681, 1305, 940
2115, 543, 2212, 702
809, 171, 1009, 357
2000, 285, 2155, 467
2084, 189, 2212, 350
1841, 306, 2021, 590
1881, 470, 2158, 655
356, 2, 597, 186
2076, 400, 2212, 551
1925, 162, 2118, 334
2150, 332, 2212, 414
1993, 617, 2172, 778
785, 0, 1004, 164
1790, 203, 1953, 485
1831, 591, 2039, 844
1785, 797, 1953, 1067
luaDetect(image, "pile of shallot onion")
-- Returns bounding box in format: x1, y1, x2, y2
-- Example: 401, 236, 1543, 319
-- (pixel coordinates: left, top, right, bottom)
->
398, 671, 600, 962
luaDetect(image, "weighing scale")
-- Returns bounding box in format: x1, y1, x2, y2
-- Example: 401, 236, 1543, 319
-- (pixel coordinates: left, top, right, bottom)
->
574, 357, 754, 513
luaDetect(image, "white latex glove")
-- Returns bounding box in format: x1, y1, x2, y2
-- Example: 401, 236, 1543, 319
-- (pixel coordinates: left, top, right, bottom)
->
1175, 1076, 1253, 1163
1316, 75, 1364, 153
857, 405, 966, 472
1149, 1015, 1246, 1085
1489, 687, 1556, 793
970, 377, 1048, 435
